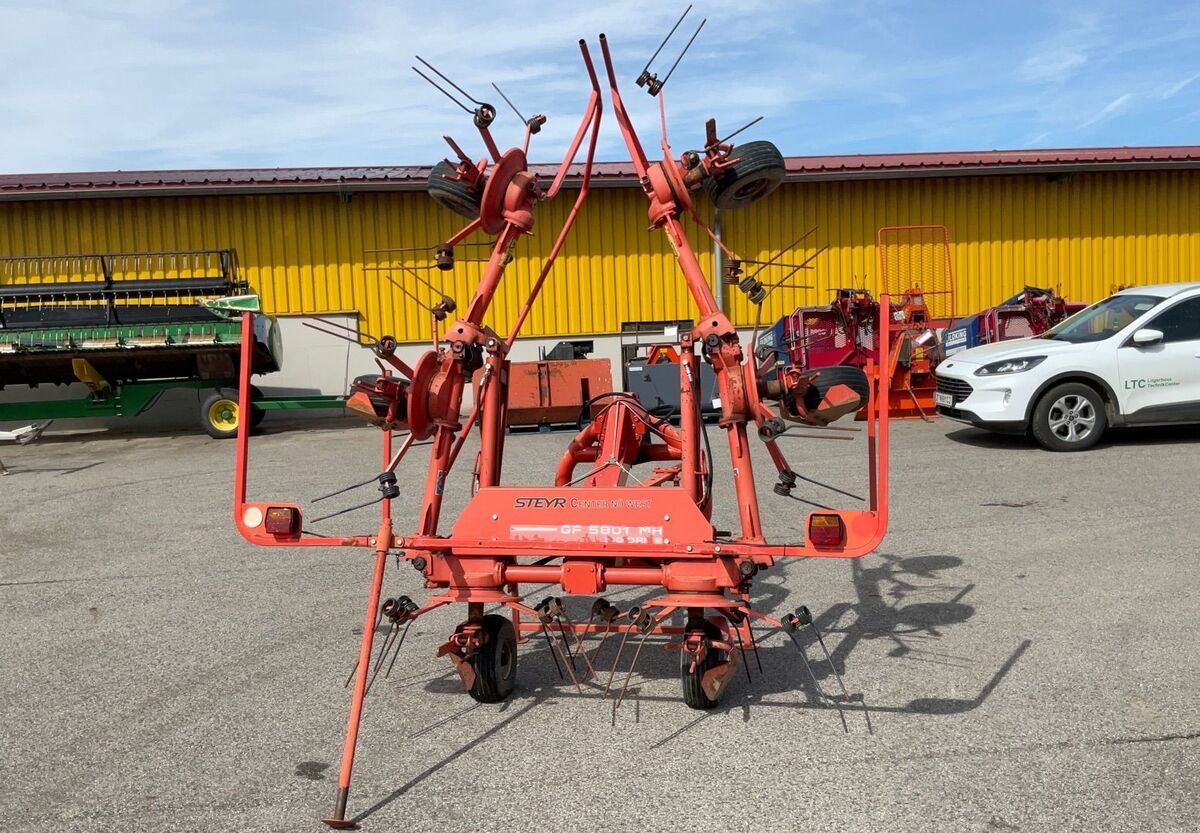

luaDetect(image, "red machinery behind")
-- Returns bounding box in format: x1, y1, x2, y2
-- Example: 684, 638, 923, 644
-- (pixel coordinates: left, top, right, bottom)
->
474, 343, 612, 430
232, 17, 890, 829
764, 224, 956, 420
979, 285, 1087, 343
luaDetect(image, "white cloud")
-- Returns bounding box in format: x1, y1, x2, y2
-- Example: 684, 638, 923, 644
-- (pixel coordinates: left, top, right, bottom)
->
1160, 72, 1200, 100
1017, 10, 1106, 83
1078, 93, 1134, 129
1021, 50, 1087, 82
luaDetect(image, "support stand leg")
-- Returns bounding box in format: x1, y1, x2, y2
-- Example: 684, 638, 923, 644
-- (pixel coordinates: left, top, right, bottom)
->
322, 546, 389, 830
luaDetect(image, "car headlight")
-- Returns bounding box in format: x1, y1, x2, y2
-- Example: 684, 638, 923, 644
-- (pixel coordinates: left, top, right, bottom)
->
974, 356, 1046, 376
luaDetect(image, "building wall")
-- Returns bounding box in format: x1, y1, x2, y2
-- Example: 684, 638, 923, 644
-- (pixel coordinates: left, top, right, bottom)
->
723, 169, 1200, 324
2, 169, 1198, 348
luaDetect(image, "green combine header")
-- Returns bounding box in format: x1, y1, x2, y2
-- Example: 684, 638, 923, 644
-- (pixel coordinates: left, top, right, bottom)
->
0, 248, 343, 437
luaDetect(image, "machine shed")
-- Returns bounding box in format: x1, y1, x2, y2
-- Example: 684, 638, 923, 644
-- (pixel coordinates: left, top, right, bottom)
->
2, 146, 1200, 348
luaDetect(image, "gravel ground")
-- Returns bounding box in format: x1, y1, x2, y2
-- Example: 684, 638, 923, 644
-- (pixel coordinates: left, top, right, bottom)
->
0, 415, 1196, 833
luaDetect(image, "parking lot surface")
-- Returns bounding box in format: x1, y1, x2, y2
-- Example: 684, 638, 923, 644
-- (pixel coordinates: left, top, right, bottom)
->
1, 417, 1197, 832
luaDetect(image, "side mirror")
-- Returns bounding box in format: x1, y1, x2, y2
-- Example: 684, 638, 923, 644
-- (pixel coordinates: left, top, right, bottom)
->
1132, 328, 1164, 346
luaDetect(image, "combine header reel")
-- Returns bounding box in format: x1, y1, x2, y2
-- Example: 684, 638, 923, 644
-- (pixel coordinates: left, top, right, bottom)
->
233, 9, 889, 827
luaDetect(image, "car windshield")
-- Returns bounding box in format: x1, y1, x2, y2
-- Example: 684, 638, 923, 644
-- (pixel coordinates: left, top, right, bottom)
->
1039, 293, 1163, 343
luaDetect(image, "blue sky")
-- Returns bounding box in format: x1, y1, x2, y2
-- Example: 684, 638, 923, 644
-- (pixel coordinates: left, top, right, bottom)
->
1, 0, 1198, 173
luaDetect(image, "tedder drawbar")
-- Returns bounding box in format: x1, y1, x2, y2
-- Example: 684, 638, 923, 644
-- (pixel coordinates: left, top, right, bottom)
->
233, 13, 889, 828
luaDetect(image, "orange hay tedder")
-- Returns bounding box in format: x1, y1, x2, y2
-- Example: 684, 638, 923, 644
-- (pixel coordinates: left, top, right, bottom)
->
233, 10, 889, 828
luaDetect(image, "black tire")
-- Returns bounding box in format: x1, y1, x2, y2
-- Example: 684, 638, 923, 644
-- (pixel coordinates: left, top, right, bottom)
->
702, 140, 786, 210
804, 365, 871, 411
428, 160, 484, 219
201, 390, 241, 439
681, 619, 726, 710
1030, 382, 1106, 452
249, 384, 266, 429
468, 614, 517, 703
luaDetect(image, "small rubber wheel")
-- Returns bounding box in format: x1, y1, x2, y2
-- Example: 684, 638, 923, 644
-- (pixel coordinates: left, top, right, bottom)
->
681, 620, 726, 710
428, 160, 484, 219
201, 390, 240, 439
248, 384, 266, 429
1030, 382, 1106, 451
468, 614, 517, 703
703, 140, 786, 209
803, 365, 871, 410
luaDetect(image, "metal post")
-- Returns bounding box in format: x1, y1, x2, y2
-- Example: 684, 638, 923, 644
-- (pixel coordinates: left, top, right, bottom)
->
712, 211, 723, 313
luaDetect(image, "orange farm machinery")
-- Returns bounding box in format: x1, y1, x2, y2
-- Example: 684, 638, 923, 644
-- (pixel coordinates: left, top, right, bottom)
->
756, 225, 956, 420
233, 11, 889, 828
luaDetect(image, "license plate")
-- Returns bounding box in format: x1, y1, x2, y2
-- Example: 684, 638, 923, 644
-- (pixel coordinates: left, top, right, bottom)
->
933, 391, 954, 408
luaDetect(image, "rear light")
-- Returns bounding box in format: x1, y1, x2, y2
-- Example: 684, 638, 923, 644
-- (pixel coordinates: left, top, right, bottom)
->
808, 513, 845, 548
264, 506, 301, 536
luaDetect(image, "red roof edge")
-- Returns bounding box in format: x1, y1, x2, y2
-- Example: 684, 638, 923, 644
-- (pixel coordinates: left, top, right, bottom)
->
3, 146, 1199, 199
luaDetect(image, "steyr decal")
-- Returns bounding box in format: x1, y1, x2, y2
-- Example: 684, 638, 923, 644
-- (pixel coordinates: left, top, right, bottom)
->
514, 497, 567, 508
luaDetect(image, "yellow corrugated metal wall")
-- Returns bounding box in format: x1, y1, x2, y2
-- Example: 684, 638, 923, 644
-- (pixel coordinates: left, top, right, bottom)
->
723, 169, 1200, 327
1, 169, 1197, 341
0, 188, 714, 343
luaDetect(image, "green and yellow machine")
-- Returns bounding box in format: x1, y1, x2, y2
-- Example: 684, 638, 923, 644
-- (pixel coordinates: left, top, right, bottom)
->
0, 248, 343, 437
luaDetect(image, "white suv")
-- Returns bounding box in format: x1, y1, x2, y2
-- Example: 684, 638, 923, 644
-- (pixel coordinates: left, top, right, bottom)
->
935, 282, 1200, 451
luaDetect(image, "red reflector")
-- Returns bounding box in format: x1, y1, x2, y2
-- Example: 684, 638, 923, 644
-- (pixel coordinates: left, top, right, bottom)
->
808, 514, 845, 548
264, 506, 301, 536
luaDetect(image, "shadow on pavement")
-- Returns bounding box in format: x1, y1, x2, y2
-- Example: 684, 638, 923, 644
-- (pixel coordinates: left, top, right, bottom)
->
945, 423, 1200, 451
406, 552, 1027, 725
346, 552, 1031, 822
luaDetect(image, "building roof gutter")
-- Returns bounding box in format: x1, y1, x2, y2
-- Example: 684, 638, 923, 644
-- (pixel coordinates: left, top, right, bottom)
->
3, 146, 1200, 202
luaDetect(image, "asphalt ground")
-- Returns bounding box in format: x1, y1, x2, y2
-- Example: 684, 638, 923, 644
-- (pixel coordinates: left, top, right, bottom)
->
1, 415, 1197, 832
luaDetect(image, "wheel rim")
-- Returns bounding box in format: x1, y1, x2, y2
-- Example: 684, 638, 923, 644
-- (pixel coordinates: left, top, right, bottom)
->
497, 636, 515, 681
208, 399, 239, 432
730, 176, 774, 202
1046, 394, 1096, 443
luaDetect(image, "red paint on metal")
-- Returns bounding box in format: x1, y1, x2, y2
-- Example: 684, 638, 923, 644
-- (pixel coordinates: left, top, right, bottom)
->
230, 31, 894, 828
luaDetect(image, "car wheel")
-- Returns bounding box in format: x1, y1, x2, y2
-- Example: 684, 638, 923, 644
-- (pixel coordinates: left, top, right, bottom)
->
1030, 383, 1106, 451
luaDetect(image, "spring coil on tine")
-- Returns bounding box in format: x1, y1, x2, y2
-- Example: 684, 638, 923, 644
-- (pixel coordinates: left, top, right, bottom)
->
536, 597, 583, 693
588, 598, 621, 662
545, 597, 596, 679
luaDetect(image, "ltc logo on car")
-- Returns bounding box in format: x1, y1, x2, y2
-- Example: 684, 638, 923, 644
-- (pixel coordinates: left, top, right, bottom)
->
514, 497, 567, 508
1124, 377, 1180, 390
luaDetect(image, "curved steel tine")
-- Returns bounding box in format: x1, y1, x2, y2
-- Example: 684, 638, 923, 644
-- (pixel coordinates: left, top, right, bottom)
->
539, 621, 564, 680
383, 621, 415, 679
804, 616, 870, 731
602, 606, 642, 698
366, 622, 400, 694
345, 605, 388, 687
784, 628, 848, 734
558, 609, 596, 679
613, 609, 668, 716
